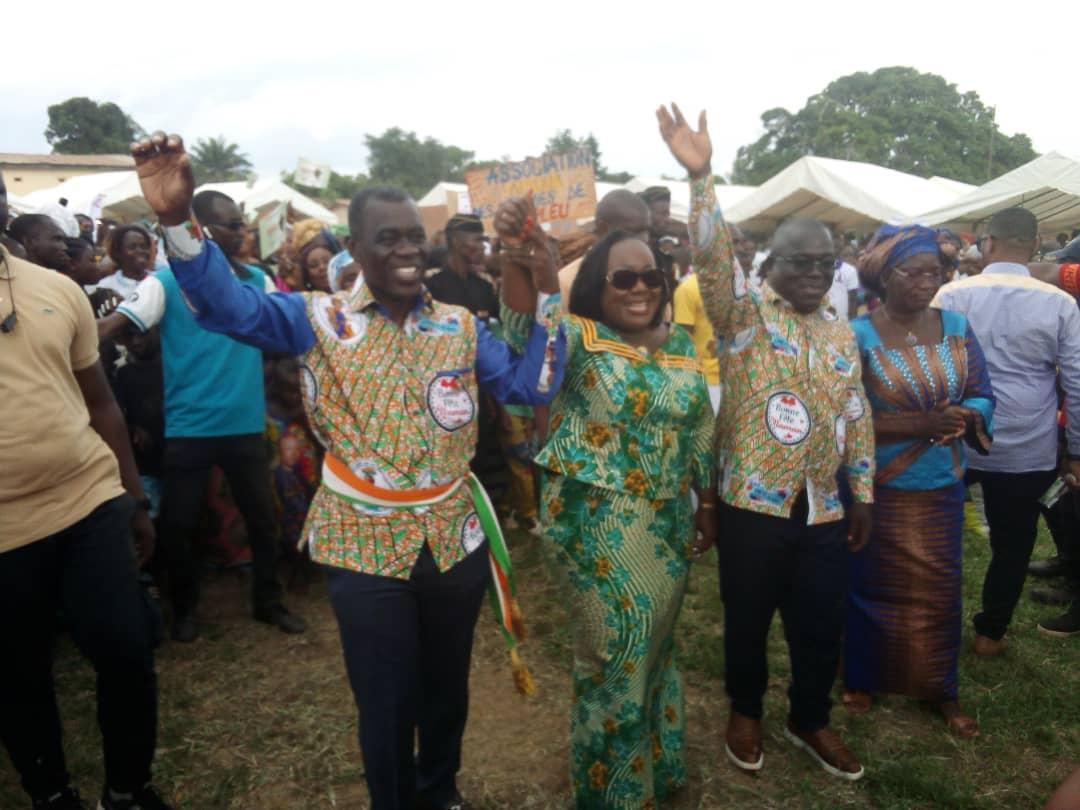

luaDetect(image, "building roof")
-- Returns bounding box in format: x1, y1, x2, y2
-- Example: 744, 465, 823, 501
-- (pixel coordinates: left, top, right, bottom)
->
0, 153, 135, 169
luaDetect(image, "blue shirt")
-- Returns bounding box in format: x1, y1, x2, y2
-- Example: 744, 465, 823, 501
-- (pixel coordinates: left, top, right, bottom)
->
118, 265, 268, 438
934, 263, 1080, 473
161, 240, 565, 408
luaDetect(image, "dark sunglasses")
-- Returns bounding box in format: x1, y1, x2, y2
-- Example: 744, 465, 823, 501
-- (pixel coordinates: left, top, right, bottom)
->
773, 255, 838, 276
607, 268, 666, 291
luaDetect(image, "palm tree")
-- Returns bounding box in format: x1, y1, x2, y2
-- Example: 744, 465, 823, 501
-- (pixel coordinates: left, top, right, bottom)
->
190, 136, 254, 184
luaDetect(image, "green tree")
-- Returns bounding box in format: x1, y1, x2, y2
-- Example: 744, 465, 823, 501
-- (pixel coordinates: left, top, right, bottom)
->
544, 129, 632, 183
731, 67, 1036, 185
364, 128, 474, 199
282, 170, 371, 201
45, 97, 143, 154
189, 136, 254, 184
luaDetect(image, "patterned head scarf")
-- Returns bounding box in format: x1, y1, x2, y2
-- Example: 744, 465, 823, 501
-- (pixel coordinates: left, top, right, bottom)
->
857, 224, 943, 295
290, 218, 342, 257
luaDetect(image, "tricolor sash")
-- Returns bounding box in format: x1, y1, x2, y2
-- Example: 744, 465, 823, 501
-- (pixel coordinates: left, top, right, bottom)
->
321, 455, 536, 696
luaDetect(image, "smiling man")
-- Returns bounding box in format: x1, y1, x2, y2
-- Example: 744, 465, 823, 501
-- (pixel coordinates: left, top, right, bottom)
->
7, 214, 72, 273
659, 103, 874, 782
128, 132, 565, 810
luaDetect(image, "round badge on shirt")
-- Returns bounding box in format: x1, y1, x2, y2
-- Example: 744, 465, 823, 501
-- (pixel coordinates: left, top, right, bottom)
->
765, 392, 812, 445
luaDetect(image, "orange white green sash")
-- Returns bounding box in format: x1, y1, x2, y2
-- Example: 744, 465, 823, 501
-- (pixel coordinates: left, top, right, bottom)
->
321, 455, 535, 696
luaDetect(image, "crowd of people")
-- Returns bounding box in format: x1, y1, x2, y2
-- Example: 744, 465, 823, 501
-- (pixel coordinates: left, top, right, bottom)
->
1, 103, 1079, 810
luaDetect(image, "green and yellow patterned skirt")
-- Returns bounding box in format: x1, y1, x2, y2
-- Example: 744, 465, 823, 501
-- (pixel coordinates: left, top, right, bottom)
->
540, 472, 693, 810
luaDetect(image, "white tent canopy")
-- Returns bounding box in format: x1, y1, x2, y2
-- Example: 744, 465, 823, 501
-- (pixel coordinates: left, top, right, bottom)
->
725, 156, 973, 233
196, 179, 337, 225
416, 181, 467, 208
917, 152, 1080, 231
624, 176, 756, 223
18, 173, 337, 226
6, 193, 36, 216
21, 171, 152, 222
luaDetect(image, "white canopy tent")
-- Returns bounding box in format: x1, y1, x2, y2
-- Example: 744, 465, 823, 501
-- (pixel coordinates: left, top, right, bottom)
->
21, 171, 152, 222
6, 193, 36, 216
724, 156, 972, 233
416, 181, 467, 209
18, 173, 337, 226
917, 152, 1080, 232
195, 179, 337, 225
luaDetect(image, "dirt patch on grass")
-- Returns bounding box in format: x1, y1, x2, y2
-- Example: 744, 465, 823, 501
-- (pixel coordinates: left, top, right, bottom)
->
2, 523, 1076, 809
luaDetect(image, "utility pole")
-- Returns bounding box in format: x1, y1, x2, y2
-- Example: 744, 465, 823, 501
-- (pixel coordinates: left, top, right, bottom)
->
987, 106, 996, 181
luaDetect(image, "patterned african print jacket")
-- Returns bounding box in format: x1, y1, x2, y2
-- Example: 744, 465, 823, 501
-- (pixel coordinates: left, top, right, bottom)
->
689, 177, 875, 524
503, 308, 715, 499
159, 229, 565, 578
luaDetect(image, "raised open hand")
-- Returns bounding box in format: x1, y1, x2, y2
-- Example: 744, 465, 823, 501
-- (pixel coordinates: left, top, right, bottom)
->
131, 132, 195, 226
656, 103, 712, 180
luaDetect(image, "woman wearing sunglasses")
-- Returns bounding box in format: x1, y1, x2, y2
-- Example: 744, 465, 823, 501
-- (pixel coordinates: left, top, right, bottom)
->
497, 204, 717, 809
842, 224, 995, 738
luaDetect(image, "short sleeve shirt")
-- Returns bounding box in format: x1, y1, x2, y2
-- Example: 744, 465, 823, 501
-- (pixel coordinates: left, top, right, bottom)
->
0, 249, 125, 551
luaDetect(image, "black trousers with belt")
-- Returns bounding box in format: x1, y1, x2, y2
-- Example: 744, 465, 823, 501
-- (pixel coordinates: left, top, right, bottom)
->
718, 493, 849, 732
967, 468, 1058, 640
327, 543, 490, 810
158, 433, 284, 617
0, 496, 160, 801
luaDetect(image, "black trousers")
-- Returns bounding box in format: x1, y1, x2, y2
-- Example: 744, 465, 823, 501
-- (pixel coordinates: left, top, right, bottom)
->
1043, 490, 1080, 585
327, 544, 490, 810
0, 496, 160, 800
718, 495, 849, 732
159, 434, 283, 616
967, 468, 1057, 640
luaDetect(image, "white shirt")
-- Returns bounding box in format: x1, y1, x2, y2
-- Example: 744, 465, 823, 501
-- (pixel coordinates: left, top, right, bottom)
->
96, 270, 146, 299
826, 262, 860, 320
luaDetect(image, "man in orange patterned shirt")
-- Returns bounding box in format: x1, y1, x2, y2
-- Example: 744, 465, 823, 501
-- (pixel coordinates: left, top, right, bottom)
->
130, 132, 565, 810
658, 104, 874, 782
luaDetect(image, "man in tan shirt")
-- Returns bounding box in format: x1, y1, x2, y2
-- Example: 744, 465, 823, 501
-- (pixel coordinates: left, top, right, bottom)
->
0, 191, 173, 809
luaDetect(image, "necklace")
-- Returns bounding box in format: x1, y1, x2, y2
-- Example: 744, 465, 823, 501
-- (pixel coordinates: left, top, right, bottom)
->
881, 306, 924, 347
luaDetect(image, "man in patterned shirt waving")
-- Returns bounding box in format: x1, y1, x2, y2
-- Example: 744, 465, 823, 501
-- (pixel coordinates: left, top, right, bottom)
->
129, 132, 566, 810
658, 104, 874, 782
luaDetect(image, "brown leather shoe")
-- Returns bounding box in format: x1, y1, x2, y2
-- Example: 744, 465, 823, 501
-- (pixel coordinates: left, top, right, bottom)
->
972, 633, 1007, 657
784, 723, 865, 781
725, 712, 764, 771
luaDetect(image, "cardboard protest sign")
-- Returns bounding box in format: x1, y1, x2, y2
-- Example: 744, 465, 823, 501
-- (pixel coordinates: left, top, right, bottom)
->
257, 201, 288, 259
465, 147, 596, 230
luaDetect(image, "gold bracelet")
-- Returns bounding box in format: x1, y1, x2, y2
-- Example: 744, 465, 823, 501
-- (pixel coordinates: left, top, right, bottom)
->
699, 502, 716, 510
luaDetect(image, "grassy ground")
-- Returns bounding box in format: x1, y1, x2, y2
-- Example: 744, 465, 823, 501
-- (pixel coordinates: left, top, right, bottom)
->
2, 504, 1077, 809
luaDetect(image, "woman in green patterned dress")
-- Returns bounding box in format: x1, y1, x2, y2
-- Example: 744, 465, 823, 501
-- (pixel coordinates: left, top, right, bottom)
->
500, 220, 717, 809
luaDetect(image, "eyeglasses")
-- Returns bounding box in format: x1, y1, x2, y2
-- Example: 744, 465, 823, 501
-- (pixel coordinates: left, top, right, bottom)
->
892, 267, 943, 282
607, 268, 666, 291
773, 255, 838, 277
209, 220, 248, 233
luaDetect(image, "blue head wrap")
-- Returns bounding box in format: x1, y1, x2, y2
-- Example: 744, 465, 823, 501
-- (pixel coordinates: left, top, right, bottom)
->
857, 224, 943, 292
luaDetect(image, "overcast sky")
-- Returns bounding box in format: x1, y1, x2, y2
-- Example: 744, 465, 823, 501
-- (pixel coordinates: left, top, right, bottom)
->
4, 0, 1076, 185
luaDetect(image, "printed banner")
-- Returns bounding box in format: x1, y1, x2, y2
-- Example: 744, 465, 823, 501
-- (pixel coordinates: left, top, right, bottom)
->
465, 148, 596, 230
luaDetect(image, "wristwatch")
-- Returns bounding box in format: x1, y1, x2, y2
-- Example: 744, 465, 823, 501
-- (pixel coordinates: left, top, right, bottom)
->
135, 497, 154, 512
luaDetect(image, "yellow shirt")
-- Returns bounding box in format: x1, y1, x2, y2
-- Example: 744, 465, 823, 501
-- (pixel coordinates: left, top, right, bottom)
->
0, 249, 125, 551
673, 274, 720, 385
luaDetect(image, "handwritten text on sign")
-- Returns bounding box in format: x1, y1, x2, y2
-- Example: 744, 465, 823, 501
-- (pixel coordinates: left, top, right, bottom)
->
465, 148, 597, 228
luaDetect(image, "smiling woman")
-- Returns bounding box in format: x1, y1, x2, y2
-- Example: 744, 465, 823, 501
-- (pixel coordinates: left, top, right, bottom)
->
97, 224, 154, 298
500, 224, 717, 809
